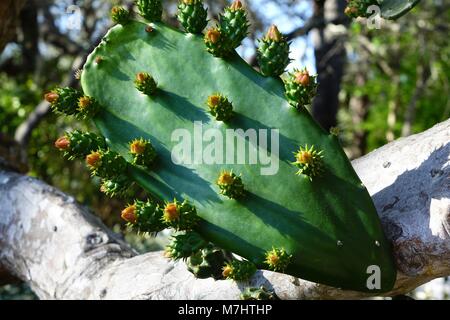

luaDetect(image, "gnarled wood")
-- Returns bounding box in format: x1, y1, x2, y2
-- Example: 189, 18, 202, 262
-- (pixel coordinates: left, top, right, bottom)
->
0, 119, 449, 299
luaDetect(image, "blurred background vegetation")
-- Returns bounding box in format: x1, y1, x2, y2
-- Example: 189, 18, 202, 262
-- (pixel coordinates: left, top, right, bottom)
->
0, 0, 448, 299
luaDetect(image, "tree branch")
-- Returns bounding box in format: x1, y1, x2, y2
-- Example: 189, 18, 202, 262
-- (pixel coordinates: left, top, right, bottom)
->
1, 120, 449, 299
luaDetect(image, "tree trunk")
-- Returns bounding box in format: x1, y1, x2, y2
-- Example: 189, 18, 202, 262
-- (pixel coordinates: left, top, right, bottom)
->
0, 119, 449, 300
310, 0, 349, 131
0, 0, 27, 53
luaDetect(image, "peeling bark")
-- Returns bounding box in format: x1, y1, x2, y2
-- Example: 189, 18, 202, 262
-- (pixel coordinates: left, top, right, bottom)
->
0, 120, 449, 300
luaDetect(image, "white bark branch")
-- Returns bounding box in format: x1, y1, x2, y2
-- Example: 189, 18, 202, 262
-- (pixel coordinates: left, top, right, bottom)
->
0, 120, 449, 300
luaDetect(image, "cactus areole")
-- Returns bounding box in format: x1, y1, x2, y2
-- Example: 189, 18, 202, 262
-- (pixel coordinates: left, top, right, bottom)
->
61, 5, 397, 293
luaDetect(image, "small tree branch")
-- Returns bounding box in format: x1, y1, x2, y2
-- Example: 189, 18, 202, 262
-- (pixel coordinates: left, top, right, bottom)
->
1, 120, 449, 299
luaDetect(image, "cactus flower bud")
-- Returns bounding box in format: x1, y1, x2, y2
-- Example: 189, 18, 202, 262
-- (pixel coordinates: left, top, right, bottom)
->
45, 92, 59, 104
54, 136, 70, 150
230, 0, 243, 10
205, 29, 221, 44
130, 140, 146, 154
295, 70, 310, 86
78, 96, 91, 110
222, 265, 233, 278
86, 151, 102, 169
163, 202, 180, 222
265, 25, 283, 42
296, 149, 313, 165
121, 204, 137, 224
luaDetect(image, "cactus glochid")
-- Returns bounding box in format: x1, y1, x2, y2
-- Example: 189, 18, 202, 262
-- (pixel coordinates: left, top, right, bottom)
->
48, 0, 398, 293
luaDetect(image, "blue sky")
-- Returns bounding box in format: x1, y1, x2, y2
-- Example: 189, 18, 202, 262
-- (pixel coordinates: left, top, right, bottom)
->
2, 0, 316, 73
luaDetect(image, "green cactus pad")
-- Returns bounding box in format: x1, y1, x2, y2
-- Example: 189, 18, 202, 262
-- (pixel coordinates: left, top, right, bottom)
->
379, 0, 420, 19
80, 20, 396, 292
345, 0, 420, 20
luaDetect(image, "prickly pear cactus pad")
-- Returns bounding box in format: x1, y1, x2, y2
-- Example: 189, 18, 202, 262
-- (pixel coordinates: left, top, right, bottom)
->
345, 0, 420, 19
49, 1, 397, 293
